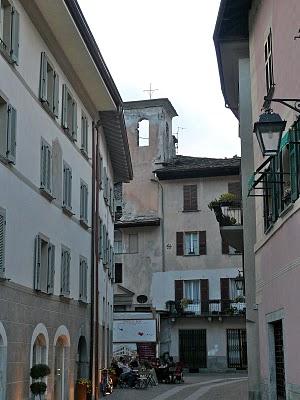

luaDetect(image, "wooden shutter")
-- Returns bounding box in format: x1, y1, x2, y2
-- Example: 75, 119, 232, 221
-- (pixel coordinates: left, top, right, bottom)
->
34, 235, 41, 290
201, 279, 209, 313
220, 278, 230, 312
175, 280, 183, 302
176, 232, 184, 255
199, 231, 206, 255
0, 209, 6, 278
190, 185, 197, 210
290, 128, 298, 201
228, 182, 241, 200
39, 53, 47, 102
10, 7, 19, 64
72, 100, 77, 141
47, 244, 55, 294
222, 238, 229, 254
183, 185, 197, 211
6, 105, 16, 164
61, 84, 68, 128
53, 72, 59, 117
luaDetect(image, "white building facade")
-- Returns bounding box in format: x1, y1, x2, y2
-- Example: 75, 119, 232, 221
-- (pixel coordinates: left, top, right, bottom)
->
0, 0, 132, 399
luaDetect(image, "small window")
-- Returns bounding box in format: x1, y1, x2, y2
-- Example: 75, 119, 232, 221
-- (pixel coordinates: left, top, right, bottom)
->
0, 96, 16, 163
138, 119, 149, 147
265, 29, 274, 94
0, 0, 19, 63
62, 84, 77, 141
40, 138, 52, 195
79, 256, 88, 302
80, 180, 88, 223
176, 231, 206, 256
0, 207, 6, 278
183, 185, 198, 211
184, 232, 199, 255
61, 247, 70, 296
63, 162, 72, 211
114, 263, 122, 283
81, 112, 88, 155
114, 230, 122, 254
39, 53, 59, 117
129, 233, 138, 254
34, 235, 55, 294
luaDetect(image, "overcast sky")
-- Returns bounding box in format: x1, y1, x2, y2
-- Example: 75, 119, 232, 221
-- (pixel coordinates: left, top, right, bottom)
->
78, 0, 240, 158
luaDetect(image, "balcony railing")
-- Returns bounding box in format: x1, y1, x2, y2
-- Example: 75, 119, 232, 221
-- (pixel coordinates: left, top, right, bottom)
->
166, 299, 246, 317
210, 201, 242, 227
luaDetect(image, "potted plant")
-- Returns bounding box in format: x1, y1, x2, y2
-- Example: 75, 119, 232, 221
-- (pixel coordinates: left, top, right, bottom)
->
180, 298, 193, 309
77, 378, 92, 400
30, 364, 51, 400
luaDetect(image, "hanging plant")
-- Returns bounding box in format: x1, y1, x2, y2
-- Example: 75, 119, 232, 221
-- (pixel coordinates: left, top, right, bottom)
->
30, 364, 51, 400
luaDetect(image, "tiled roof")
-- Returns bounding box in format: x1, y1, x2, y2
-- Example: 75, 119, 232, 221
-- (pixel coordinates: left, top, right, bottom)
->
155, 155, 240, 180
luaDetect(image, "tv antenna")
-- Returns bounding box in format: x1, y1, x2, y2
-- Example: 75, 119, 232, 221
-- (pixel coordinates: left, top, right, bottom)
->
143, 83, 159, 99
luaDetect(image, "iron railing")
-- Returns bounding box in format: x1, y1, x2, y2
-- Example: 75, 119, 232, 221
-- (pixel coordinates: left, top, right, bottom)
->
211, 201, 243, 226
166, 299, 246, 317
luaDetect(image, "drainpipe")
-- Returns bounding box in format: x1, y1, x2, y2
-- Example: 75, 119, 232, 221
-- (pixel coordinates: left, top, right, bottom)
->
151, 177, 165, 272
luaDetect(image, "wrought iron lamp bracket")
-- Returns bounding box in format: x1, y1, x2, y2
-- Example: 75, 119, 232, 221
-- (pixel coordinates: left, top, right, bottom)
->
264, 97, 300, 114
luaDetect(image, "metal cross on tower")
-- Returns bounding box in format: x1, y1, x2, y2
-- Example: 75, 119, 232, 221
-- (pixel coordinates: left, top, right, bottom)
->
143, 83, 158, 99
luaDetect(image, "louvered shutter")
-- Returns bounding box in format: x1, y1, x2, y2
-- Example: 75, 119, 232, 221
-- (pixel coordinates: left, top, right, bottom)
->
47, 244, 55, 294
72, 100, 77, 141
176, 232, 184, 255
61, 250, 65, 293
66, 251, 70, 294
62, 84, 68, 129
10, 7, 19, 64
183, 186, 191, 210
201, 279, 209, 314
228, 182, 241, 200
40, 142, 46, 188
220, 278, 230, 312
175, 280, 183, 301
39, 52, 47, 101
80, 183, 84, 219
34, 235, 41, 290
290, 128, 298, 201
190, 185, 197, 210
79, 258, 83, 299
222, 238, 229, 254
199, 231, 207, 255
0, 210, 6, 278
53, 72, 59, 117
68, 168, 72, 208
46, 146, 52, 193
6, 105, 16, 163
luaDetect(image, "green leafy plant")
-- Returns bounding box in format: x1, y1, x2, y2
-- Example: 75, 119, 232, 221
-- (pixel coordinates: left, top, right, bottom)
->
30, 364, 50, 400
77, 378, 92, 394
30, 382, 47, 396
180, 298, 193, 308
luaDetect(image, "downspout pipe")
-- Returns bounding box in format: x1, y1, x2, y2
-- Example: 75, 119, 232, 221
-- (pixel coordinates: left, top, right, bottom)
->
151, 177, 165, 272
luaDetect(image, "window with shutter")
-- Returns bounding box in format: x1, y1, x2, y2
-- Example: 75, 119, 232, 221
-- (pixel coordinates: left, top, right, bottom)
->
176, 232, 184, 256
61, 247, 70, 296
80, 180, 88, 223
183, 185, 198, 211
47, 243, 55, 294
81, 112, 88, 155
34, 234, 54, 294
62, 84, 77, 140
40, 138, 52, 196
63, 162, 72, 211
99, 155, 103, 189
79, 256, 87, 302
184, 232, 199, 255
6, 104, 16, 163
39, 53, 59, 117
0, 1, 19, 64
201, 279, 209, 313
199, 231, 207, 255
0, 208, 6, 278
174, 280, 183, 302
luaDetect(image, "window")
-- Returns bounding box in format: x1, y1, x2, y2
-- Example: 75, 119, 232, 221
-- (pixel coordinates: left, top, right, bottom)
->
80, 180, 88, 223
34, 234, 55, 294
183, 185, 197, 211
184, 280, 200, 302
114, 230, 122, 254
81, 112, 88, 155
63, 162, 72, 211
114, 263, 122, 284
103, 167, 109, 203
0, 96, 16, 163
61, 247, 70, 296
265, 29, 274, 94
222, 238, 241, 255
39, 53, 59, 117
98, 155, 103, 189
32, 334, 47, 366
40, 138, 52, 195
138, 119, 149, 146
0, 207, 6, 278
62, 84, 77, 141
0, 0, 19, 63
79, 256, 87, 302
176, 231, 206, 256
129, 233, 138, 254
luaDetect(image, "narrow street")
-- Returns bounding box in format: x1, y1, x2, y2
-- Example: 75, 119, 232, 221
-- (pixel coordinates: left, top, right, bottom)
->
109, 373, 248, 400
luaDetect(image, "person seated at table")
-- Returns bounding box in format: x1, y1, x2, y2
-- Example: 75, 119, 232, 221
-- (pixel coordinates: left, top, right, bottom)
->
129, 357, 139, 370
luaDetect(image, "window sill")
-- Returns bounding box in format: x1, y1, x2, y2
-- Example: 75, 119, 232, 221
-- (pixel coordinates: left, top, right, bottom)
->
80, 148, 89, 160
41, 100, 57, 120
182, 209, 200, 213
78, 298, 88, 305
40, 188, 55, 202
62, 206, 75, 217
59, 293, 72, 301
0, 45, 15, 65
182, 254, 201, 257
80, 219, 90, 230
62, 127, 77, 143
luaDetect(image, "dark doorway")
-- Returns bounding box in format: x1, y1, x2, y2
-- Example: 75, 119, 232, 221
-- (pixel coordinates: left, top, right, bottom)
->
227, 329, 247, 369
273, 320, 286, 400
179, 329, 207, 370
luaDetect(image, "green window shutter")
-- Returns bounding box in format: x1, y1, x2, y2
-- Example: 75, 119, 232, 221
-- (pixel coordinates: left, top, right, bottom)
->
62, 84, 68, 128
10, 7, 19, 64
39, 53, 47, 102
290, 128, 298, 201
72, 100, 77, 141
0, 209, 6, 278
47, 243, 55, 294
34, 235, 41, 290
6, 105, 16, 164
271, 157, 278, 221
53, 72, 59, 118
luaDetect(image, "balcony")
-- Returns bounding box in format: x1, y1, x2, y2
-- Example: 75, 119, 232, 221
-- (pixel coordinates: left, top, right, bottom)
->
166, 299, 246, 318
209, 198, 243, 253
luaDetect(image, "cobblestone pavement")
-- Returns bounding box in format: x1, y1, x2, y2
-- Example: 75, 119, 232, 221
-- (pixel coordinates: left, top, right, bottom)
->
109, 373, 248, 400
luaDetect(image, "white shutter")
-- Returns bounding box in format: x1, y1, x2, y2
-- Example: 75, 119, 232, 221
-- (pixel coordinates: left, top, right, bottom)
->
66, 251, 70, 294
68, 168, 72, 209
47, 244, 55, 294
10, 7, 19, 64
53, 72, 59, 118
46, 145, 52, 193
72, 100, 77, 141
6, 105, 16, 164
79, 258, 83, 299
61, 84, 68, 129
39, 53, 47, 102
34, 235, 41, 290
61, 249, 70, 295
0, 209, 6, 278
80, 183, 84, 219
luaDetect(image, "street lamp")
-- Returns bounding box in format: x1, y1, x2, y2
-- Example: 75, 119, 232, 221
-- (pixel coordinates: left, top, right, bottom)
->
235, 270, 244, 292
253, 109, 286, 156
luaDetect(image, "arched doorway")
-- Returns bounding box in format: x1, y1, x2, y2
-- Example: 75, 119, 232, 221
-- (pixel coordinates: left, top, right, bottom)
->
0, 323, 7, 400
77, 336, 88, 380
53, 327, 70, 400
